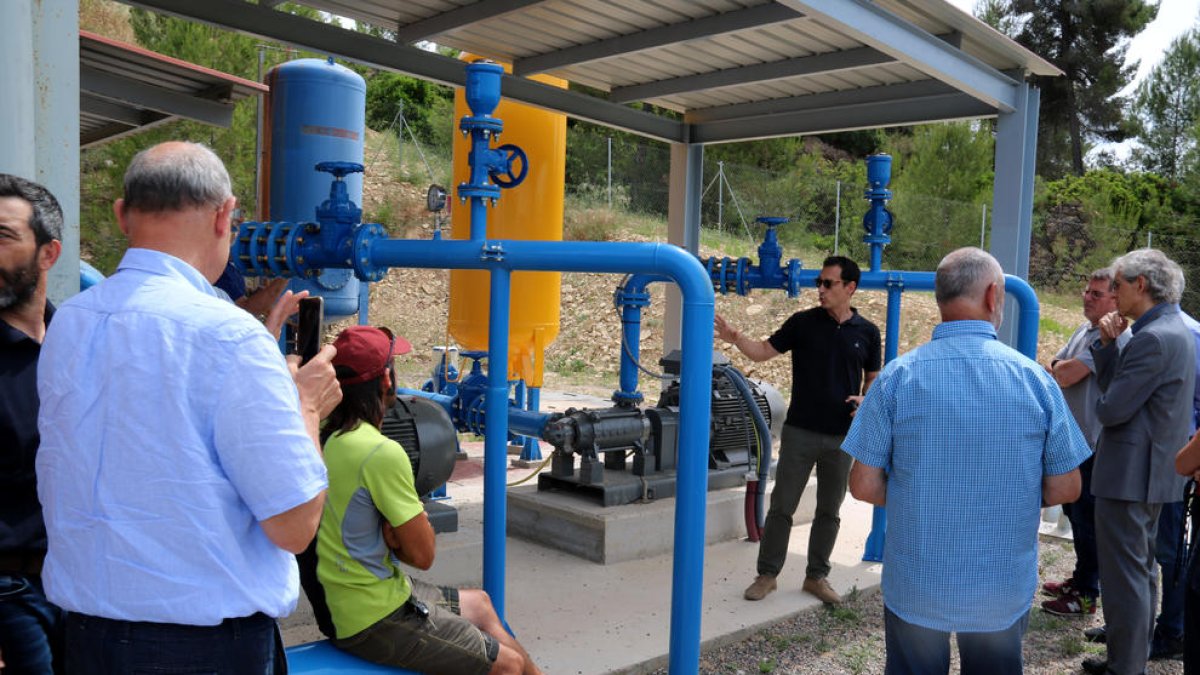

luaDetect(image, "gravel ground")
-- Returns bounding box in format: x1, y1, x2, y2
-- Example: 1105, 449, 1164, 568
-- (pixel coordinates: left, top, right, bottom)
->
655, 538, 1184, 675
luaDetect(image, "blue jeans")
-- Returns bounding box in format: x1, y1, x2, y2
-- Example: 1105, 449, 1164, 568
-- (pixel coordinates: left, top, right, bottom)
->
1155, 501, 1186, 640
1063, 455, 1100, 597
884, 606, 1028, 675
0, 572, 63, 675
65, 611, 282, 675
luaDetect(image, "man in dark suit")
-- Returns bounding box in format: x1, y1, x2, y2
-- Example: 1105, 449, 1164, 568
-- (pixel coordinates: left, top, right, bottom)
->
1083, 249, 1196, 675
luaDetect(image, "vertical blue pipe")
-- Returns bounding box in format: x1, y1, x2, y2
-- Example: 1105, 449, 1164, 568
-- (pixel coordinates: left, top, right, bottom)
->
357, 278, 370, 325
484, 266, 511, 617
522, 387, 542, 460
619, 300, 644, 400
863, 280, 903, 562
668, 284, 714, 675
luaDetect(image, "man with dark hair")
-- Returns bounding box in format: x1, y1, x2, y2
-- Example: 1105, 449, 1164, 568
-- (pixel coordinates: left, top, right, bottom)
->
36, 141, 342, 673
844, 247, 1088, 674
716, 255, 881, 604
1082, 248, 1195, 675
318, 325, 542, 675
0, 173, 64, 674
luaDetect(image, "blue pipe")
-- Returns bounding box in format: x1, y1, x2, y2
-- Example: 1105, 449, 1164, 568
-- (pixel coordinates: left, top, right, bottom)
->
485, 267, 511, 616
364, 238, 713, 674
522, 387, 542, 460
615, 273, 667, 404
864, 280, 904, 562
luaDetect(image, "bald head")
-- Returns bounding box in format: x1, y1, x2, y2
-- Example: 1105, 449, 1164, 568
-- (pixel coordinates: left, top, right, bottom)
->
935, 247, 1006, 327
122, 141, 232, 214
114, 141, 237, 282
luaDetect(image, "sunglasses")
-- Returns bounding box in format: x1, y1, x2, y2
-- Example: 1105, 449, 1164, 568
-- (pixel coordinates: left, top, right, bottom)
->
815, 278, 842, 289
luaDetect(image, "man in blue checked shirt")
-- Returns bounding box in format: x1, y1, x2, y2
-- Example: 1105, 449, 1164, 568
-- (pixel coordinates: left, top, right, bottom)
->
842, 247, 1090, 675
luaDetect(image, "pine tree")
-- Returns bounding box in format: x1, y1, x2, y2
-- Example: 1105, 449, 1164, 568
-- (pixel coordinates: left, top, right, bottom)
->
1131, 29, 1200, 180
1005, 0, 1156, 177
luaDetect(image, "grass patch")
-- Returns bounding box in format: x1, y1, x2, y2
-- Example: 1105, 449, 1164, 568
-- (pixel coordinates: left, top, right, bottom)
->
757, 658, 777, 673
1028, 610, 1067, 633
840, 641, 876, 675
1039, 315, 1073, 339
1057, 633, 1086, 656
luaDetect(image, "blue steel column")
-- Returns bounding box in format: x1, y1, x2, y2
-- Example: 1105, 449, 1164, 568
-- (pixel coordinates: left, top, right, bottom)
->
485, 264, 511, 616
989, 81, 1039, 346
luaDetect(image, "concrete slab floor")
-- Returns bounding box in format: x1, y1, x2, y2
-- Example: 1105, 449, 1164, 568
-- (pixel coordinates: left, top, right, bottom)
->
281, 446, 882, 674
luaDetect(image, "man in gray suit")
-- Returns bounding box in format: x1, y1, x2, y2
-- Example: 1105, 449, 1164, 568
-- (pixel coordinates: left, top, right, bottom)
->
1082, 248, 1196, 675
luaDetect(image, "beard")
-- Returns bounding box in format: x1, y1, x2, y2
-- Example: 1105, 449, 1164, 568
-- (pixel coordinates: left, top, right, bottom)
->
0, 252, 40, 311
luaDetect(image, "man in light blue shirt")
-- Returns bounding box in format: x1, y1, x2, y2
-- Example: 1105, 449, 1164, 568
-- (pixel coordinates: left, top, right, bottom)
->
843, 247, 1090, 675
36, 141, 342, 674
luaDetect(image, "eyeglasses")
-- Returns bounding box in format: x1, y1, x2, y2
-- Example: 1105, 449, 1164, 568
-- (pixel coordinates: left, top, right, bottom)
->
1081, 289, 1108, 300
815, 278, 842, 289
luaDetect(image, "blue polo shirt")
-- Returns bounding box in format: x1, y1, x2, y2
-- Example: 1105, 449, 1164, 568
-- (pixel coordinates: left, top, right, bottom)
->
0, 302, 52, 557
843, 320, 1090, 632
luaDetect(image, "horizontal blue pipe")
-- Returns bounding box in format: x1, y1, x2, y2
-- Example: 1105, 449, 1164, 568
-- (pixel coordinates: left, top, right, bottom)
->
396, 387, 455, 413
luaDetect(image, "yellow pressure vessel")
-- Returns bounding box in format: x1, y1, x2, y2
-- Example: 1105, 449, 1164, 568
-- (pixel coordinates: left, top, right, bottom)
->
448, 58, 566, 387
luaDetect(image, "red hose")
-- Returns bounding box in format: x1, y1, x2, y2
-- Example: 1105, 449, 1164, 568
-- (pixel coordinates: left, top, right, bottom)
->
745, 480, 761, 541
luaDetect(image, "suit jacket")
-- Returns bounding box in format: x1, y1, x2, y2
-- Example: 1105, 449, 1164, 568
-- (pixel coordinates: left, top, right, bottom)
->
1092, 305, 1195, 503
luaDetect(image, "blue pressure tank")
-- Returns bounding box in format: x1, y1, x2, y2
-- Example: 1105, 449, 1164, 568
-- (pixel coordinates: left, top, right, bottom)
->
262, 57, 366, 318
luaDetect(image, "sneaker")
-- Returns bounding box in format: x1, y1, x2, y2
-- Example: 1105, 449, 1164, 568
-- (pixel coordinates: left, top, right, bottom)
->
743, 574, 777, 601
1040, 592, 1096, 616
802, 576, 842, 605
1083, 625, 1106, 643
1149, 634, 1184, 661
1080, 656, 1110, 675
1041, 578, 1074, 597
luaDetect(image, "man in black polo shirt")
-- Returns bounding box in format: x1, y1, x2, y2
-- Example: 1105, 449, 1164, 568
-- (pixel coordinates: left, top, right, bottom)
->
0, 174, 64, 673
716, 255, 881, 604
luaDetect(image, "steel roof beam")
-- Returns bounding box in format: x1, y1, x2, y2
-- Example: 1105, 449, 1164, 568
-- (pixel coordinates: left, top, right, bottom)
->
394, 0, 547, 45
611, 45, 892, 104
685, 79, 956, 123
514, 3, 804, 76
80, 92, 152, 126
777, 0, 1019, 112
81, 65, 234, 127
119, 0, 685, 142
690, 90, 995, 143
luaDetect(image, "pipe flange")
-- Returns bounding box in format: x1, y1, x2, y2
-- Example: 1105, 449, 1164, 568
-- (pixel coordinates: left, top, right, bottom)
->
458, 183, 502, 202
351, 222, 388, 282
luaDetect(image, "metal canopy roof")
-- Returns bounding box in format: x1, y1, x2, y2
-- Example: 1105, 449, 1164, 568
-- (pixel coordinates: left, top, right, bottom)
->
80, 30, 268, 148
123, 0, 1057, 145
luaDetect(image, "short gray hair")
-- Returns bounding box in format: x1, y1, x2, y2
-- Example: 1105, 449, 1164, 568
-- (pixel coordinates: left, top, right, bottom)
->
1112, 248, 1184, 304
122, 141, 232, 213
935, 247, 1003, 304
1089, 267, 1114, 284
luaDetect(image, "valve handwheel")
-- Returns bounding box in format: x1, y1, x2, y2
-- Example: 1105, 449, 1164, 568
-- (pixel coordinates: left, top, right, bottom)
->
489, 144, 528, 188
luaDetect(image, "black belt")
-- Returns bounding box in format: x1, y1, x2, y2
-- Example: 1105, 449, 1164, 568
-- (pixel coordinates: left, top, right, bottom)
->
0, 551, 44, 575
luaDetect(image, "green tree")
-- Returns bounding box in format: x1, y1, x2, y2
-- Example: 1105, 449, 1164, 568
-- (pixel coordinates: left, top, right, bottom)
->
1131, 29, 1200, 179
882, 122, 995, 269
1005, 0, 1156, 177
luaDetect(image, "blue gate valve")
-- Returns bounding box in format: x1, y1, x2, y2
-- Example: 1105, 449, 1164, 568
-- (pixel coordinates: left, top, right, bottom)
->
458, 61, 529, 207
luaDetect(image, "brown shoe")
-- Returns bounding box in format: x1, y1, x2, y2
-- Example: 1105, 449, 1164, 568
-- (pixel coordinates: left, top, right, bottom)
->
744, 574, 777, 601
803, 576, 842, 604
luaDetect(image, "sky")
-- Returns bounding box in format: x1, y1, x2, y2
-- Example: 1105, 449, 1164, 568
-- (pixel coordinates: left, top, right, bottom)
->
946, 0, 1200, 92
946, 0, 1200, 159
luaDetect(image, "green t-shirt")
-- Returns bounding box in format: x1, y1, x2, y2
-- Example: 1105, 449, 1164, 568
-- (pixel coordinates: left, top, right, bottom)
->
317, 422, 425, 639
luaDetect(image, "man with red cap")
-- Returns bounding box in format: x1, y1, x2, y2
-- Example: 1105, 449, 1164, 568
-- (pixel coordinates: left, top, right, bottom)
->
316, 325, 542, 675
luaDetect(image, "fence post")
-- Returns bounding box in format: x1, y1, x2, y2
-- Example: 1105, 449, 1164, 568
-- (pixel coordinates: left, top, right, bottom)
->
834, 180, 841, 256
607, 136, 613, 209
1147, 230, 1153, 248
717, 161, 724, 229
980, 204, 987, 248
